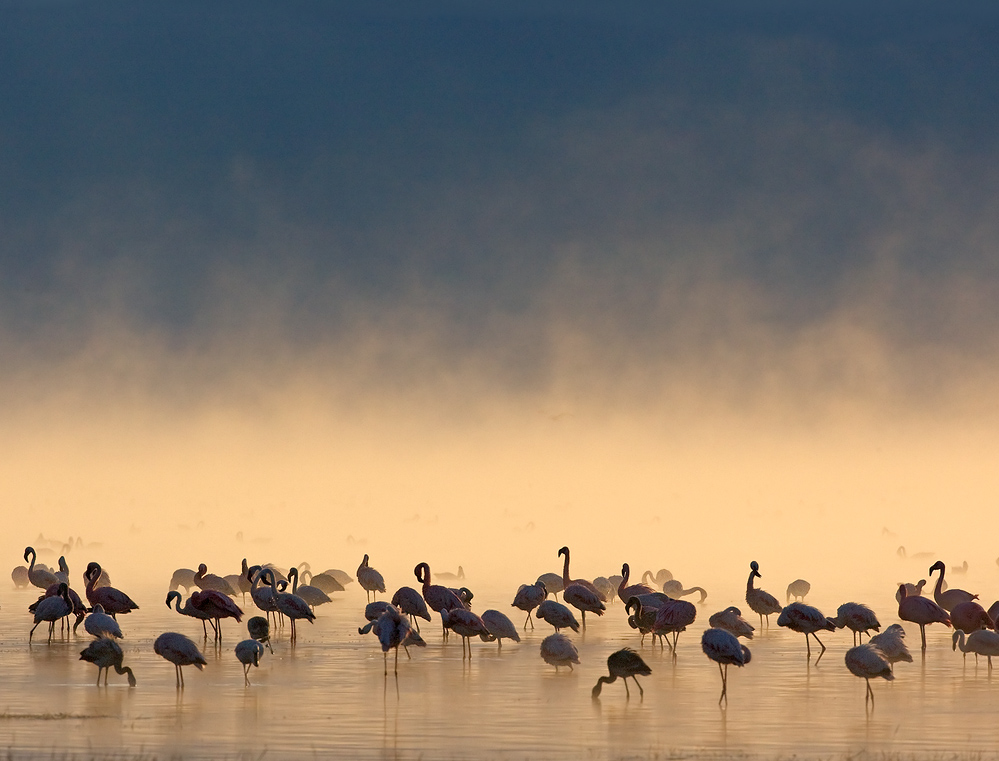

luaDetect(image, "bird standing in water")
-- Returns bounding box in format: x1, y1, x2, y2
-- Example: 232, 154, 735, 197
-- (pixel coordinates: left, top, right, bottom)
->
592, 649, 651, 699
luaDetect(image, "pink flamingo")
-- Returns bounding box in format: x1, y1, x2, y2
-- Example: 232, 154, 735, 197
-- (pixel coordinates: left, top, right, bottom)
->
84, 563, 138, 618
898, 585, 951, 651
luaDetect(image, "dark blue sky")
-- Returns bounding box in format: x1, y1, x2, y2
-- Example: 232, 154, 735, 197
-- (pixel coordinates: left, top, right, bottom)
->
2, 1, 998, 401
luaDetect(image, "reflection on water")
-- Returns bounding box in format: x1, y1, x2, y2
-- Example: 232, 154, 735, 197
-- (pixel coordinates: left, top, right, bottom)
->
1, 575, 998, 760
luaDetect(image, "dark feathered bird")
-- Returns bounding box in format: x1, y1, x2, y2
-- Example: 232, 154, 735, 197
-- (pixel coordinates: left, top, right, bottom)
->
592, 648, 651, 699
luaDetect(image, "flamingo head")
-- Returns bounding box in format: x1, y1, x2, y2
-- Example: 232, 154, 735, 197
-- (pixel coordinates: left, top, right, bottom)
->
750, 560, 761, 577
621, 563, 629, 577
625, 596, 641, 616
929, 560, 945, 575
558, 546, 569, 558
23, 547, 33, 562
414, 563, 429, 584
198, 563, 208, 574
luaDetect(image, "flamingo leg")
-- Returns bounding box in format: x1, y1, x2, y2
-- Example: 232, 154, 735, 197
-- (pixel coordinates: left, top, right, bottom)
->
635, 676, 644, 698
523, 610, 532, 630
919, 624, 927, 651
804, 633, 811, 657
624, 679, 631, 698
395, 646, 400, 675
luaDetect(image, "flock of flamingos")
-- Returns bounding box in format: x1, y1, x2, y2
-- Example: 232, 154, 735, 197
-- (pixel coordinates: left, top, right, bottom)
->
12, 540, 999, 708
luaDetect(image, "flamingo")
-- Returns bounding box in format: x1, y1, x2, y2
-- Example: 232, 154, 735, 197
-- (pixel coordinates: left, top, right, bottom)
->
540, 633, 579, 671
84, 563, 138, 618
190, 590, 244, 642
414, 562, 466, 638
617, 563, 656, 604
267, 568, 314, 643
701, 627, 751, 703
391, 586, 433, 633
642, 569, 673, 587
166, 590, 217, 639
592, 577, 617, 603
536, 572, 564, 600
895, 579, 926, 603
356, 554, 386, 602
247, 616, 273, 653
929, 560, 977, 612
625, 597, 662, 647
362, 605, 425, 674
11, 565, 30, 588
54, 556, 70, 585
235, 639, 265, 685
441, 607, 489, 659
247, 565, 278, 623
746, 561, 783, 628
708, 606, 755, 639
897, 546, 934, 561
869, 624, 912, 671
949, 600, 993, 634
79, 637, 136, 687
307, 571, 345, 594
652, 597, 697, 654
479, 610, 520, 649
223, 559, 254, 601
84, 604, 123, 640
194, 563, 237, 596
952, 629, 999, 669
777, 602, 836, 661
951, 560, 969, 575
23, 547, 58, 590
288, 568, 333, 611
535, 600, 580, 633
830, 602, 881, 645
558, 547, 605, 628
786, 579, 811, 603
511, 580, 548, 630
897, 585, 951, 651
154, 632, 207, 688
845, 643, 893, 706
28, 582, 73, 643
319, 568, 354, 587
591, 649, 651, 699
661, 580, 708, 603
30, 582, 86, 635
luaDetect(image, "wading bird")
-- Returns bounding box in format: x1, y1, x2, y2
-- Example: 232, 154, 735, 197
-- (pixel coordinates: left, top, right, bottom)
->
777, 602, 836, 661
898, 585, 951, 651
591, 648, 651, 699
235, 639, 265, 685
80, 638, 136, 687
511, 580, 548, 630
154, 632, 207, 688
540, 633, 579, 671
845, 643, 893, 707
701, 627, 751, 703
357, 554, 386, 602
746, 561, 782, 629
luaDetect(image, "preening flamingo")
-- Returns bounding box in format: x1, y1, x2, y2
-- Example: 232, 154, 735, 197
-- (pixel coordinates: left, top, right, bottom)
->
830, 602, 881, 645
79, 637, 136, 687
480, 609, 520, 649
392, 586, 433, 632
154, 631, 207, 688
535, 600, 580, 633
845, 643, 893, 706
540, 633, 579, 671
869, 624, 912, 671
708, 606, 755, 639
84, 604, 123, 640
592, 649, 651, 699
701, 627, 751, 703
746, 561, 782, 628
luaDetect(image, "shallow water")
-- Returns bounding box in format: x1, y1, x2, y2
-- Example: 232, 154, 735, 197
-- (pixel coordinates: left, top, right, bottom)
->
1, 574, 998, 761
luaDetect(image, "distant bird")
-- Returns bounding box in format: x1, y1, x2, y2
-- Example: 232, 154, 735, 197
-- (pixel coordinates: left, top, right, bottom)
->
166, 590, 216, 639
194, 563, 237, 596
235, 639, 265, 685
441, 607, 490, 658
84, 604, 123, 640
169, 568, 197, 593
953, 629, 999, 669
949, 600, 993, 634
617, 563, 656, 604
29, 582, 73, 643
951, 560, 969, 575
247, 616, 273, 653
154, 632, 207, 688
54, 556, 70, 585
511, 580, 548, 630
308, 571, 346, 594
540, 633, 579, 671
536, 572, 564, 600
845, 643, 893, 706
434, 566, 465, 582
897, 546, 934, 561
23, 547, 58, 590
652, 598, 697, 654
356, 554, 386, 602
869, 624, 912, 671
592, 577, 617, 603
558, 547, 605, 628
190, 590, 244, 642
84, 563, 138, 618
11, 565, 30, 588
535, 599, 580, 633
223, 559, 254, 601
480, 610, 520, 649
786, 579, 811, 603
830, 603, 881, 645
701, 628, 751, 703
929, 560, 977, 612
777, 602, 836, 661
391, 586, 433, 633
895, 579, 927, 603
642, 569, 673, 587
708, 606, 755, 639
79, 637, 136, 687
898, 585, 951, 650
319, 568, 354, 587
592, 648, 651, 699
661, 580, 708, 603
745, 561, 783, 629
